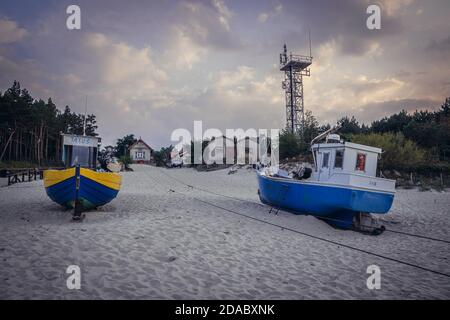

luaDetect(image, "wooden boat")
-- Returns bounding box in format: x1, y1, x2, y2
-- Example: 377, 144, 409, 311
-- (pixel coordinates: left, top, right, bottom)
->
44, 166, 121, 210
43, 134, 121, 218
257, 128, 395, 230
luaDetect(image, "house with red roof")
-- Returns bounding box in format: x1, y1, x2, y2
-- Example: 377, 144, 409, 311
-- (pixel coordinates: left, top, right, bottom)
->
128, 138, 153, 164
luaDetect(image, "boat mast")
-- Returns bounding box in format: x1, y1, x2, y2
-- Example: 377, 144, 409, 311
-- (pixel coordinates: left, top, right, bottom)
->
310, 124, 341, 146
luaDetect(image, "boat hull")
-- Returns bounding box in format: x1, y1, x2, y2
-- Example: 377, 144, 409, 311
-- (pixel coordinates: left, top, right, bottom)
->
43, 167, 121, 210
257, 171, 394, 229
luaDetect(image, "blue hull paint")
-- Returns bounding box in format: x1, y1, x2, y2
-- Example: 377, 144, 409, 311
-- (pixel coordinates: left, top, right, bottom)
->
45, 171, 119, 210
78, 175, 119, 207
257, 172, 394, 229
45, 176, 77, 208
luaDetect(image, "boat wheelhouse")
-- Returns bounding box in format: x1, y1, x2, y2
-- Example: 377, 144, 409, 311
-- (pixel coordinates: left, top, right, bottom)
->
61, 133, 100, 168
311, 134, 395, 194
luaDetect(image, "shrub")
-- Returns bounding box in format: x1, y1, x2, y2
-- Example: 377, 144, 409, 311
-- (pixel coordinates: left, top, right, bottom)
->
119, 155, 132, 169
279, 130, 301, 160
153, 151, 166, 167
153, 145, 173, 167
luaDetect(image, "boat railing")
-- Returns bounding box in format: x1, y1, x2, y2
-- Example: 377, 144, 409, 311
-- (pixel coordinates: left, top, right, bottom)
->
326, 171, 396, 182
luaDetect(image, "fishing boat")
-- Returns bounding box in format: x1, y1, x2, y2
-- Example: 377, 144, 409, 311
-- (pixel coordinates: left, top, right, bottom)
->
257, 128, 396, 230
43, 134, 121, 219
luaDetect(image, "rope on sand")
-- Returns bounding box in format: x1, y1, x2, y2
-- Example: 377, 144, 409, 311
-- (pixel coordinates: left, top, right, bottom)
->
157, 168, 450, 244
154, 168, 450, 279
192, 195, 450, 279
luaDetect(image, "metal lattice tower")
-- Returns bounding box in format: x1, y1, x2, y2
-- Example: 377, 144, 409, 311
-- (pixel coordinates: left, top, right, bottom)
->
280, 44, 312, 134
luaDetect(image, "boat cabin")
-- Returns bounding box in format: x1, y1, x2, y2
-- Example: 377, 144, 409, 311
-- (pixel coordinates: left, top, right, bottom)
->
61, 134, 100, 169
311, 134, 381, 182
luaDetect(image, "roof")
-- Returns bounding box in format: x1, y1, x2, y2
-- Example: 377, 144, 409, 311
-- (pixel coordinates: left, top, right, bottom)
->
128, 138, 153, 151
206, 135, 235, 142
311, 142, 382, 154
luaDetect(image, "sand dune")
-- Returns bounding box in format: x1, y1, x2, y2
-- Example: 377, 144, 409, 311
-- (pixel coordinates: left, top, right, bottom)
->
0, 164, 449, 299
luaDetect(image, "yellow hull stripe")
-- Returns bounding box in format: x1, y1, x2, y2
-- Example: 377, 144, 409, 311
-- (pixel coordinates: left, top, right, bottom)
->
43, 168, 122, 191
43, 168, 76, 188
80, 168, 122, 191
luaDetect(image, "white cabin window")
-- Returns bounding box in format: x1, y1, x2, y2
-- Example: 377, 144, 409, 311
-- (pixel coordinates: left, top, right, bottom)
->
355, 153, 366, 171
334, 149, 344, 168
322, 152, 330, 168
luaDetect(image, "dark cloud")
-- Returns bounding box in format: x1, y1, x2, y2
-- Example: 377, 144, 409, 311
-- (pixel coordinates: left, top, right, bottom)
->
427, 36, 450, 51
426, 35, 450, 61
281, 0, 404, 56
320, 98, 443, 125
172, 0, 243, 51
360, 98, 442, 119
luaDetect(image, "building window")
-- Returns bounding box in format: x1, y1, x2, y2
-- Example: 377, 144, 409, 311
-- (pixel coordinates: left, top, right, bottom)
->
334, 149, 344, 168
322, 152, 330, 168
355, 153, 366, 171
136, 151, 145, 159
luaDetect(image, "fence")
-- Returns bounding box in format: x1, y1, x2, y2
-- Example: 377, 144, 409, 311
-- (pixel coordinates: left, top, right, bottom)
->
3, 168, 64, 186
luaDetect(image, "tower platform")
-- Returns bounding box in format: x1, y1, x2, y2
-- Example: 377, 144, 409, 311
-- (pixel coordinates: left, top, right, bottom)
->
280, 54, 312, 71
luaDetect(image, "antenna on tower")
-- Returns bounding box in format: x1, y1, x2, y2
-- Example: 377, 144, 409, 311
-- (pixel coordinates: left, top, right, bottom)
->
309, 29, 312, 58
279, 41, 313, 135
83, 96, 88, 136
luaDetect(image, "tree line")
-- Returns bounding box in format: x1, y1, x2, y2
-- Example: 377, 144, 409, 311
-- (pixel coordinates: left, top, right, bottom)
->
280, 97, 450, 171
0, 81, 98, 167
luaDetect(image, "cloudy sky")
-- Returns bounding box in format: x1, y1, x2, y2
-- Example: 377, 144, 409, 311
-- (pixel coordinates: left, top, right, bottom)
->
0, 0, 449, 148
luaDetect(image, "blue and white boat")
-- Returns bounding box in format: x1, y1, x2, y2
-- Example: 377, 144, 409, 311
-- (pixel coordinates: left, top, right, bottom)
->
257, 129, 396, 230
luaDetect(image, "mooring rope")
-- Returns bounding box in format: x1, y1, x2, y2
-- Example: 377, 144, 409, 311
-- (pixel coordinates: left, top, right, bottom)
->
150, 167, 450, 278
153, 170, 450, 278
191, 194, 450, 278
157, 168, 450, 244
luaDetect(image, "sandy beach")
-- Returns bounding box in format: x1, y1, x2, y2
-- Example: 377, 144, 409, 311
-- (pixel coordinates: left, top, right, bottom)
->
0, 164, 449, 299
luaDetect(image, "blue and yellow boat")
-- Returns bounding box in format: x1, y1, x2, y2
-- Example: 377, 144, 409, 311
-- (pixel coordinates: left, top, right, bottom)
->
44, 166, 121, 210
43, 134, 121, 217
